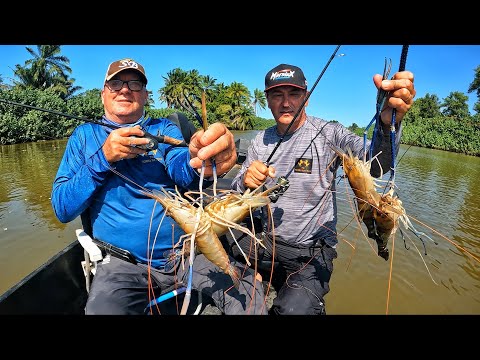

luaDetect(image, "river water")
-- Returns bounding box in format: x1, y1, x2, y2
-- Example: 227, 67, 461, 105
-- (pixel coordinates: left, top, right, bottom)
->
1, 131, 479, 314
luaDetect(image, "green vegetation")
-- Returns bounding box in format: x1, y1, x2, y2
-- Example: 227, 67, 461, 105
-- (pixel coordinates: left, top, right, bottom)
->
1, 45, 479, 156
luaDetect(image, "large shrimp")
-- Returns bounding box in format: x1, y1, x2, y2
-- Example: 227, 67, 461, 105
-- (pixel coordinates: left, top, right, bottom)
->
140, 187, 240, 288
139, 185, 274, 289
205, 187, 272, 238
330, 145, 415, 261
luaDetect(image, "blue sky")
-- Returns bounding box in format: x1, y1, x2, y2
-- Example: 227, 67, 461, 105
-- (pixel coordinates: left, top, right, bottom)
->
1, 45, 479, 128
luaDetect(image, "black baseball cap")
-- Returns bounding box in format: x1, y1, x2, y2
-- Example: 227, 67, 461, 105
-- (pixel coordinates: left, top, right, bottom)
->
264, 64, 307, 92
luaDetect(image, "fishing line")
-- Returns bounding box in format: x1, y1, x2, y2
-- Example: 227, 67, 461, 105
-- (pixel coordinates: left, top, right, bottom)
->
176, 89, 219, 314
1, 97, 221, 312
261, 46, 342, 202
362, 45, 409, 189
367, 58, 392, 162
264, 45, 342, 166
388, 45, 409, 187
0, 98, 188, 149
1, 97, 198, 309
178, 89, 203, 124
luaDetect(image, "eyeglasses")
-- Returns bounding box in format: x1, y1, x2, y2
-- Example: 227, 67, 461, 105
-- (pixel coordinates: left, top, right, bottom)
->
105, 79, 145, 92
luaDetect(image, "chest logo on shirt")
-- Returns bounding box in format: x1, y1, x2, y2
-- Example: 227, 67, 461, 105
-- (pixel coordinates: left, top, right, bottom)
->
294, 157, 313, 174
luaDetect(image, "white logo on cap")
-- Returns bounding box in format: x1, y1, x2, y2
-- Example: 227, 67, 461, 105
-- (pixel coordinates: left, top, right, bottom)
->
119, 59, 139, 69
270, 70, 295, 80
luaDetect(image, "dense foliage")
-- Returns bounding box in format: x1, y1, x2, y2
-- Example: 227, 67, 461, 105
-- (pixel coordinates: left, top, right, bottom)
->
1, 46, 479, 156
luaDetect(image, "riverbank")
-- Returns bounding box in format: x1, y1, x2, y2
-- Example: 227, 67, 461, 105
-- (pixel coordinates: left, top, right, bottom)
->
1, 138, 480, 314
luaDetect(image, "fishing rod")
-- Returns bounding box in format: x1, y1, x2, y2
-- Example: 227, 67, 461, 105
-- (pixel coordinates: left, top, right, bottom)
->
0, 98, 188, 150
178, 89, 204, 127
264, 45, 342, 166
262, 45, 342, 202
388, 44, 409, 186
178, 88, 219, 185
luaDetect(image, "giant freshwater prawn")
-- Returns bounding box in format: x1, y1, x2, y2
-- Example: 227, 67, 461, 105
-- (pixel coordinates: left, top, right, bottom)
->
0, 91, 280, 314
7, 46, 478, 314
290, 52, 480, 314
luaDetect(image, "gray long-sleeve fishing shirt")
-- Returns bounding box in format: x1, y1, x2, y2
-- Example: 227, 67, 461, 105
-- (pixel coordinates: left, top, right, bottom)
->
231, 115, 402, 248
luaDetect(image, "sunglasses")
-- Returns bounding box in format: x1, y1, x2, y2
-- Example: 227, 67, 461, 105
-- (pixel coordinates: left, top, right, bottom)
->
105, 79, 145, 92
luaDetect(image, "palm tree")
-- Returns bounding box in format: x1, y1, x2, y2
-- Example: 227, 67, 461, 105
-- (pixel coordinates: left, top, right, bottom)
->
467, 65, 480, 115
146, 90, 155, 108
63, 76, 83, 99
199, 75, 217, 95
159, 68, 196, 109
12, 45, 79, 98
198, 74, 219, 127
226, 81, 250, 108
0, 74, 10, 90
251, 88, 266, 116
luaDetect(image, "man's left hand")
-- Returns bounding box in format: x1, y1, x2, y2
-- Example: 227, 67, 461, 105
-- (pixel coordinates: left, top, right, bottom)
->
189, 122, 237, 177
374, 70, 415, 126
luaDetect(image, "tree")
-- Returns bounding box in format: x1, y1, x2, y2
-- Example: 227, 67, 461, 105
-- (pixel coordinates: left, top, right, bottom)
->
66, 89, 103, 120
226, 82, 250, 108
159, 68, 199, 110
467, 65, 480, 114
63, 76, 83, 100
346, 122, 367, 137
12, 45, 81, 99
0, 75, 9, 90
415, 93, 442, 118
145, 90, 155, 108
441, 91, 470, 118
251, 88, 266, 116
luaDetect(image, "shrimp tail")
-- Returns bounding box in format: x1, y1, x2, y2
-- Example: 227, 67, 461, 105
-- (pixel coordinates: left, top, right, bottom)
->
375, 234, 390, 261
357, 201, 376, 238
363, 213, 390, 261
226, 264, 241, 289
370, 211, 395, 261
357, 200, 389, 260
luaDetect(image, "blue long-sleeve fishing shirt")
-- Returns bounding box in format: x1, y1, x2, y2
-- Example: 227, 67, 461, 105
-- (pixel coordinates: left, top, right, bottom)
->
51, 117, 200, 268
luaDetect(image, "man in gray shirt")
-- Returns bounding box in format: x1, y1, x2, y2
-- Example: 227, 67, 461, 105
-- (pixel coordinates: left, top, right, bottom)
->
226, 63, 416, 315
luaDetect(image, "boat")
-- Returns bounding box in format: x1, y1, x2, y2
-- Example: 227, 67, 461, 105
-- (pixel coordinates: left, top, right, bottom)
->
0, 138, 253, 315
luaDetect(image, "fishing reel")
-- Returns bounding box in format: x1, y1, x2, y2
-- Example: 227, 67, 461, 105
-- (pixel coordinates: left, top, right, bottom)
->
134, 132, 159, 151
268, 176, 290, 203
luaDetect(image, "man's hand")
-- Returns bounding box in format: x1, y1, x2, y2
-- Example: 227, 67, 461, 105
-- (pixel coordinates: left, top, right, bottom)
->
244, 160, 276, 189
102, 125, 149, 163
374, 70, 415, 127
189, 122, 237, 177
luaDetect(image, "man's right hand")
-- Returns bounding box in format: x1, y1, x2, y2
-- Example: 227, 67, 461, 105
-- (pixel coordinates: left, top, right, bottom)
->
102, 125, 149, 163
244, 160, 276, 189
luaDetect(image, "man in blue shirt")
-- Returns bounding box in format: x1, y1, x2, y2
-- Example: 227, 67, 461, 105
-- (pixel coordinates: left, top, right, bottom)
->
51, 58, 266, 315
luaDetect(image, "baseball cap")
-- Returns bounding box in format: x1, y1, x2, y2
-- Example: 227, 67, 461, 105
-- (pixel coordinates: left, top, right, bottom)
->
104, 58, 147, 84
264, 64, 307, 91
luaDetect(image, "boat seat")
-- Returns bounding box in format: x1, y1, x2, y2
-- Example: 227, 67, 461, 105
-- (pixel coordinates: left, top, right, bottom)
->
75, 228, 204, 314
75, 229, 103, 293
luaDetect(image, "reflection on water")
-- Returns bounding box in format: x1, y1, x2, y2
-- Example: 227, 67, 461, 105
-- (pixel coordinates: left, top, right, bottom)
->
331, 145, 480, 314
0, 140, 82, 296
1, 134, 479, 314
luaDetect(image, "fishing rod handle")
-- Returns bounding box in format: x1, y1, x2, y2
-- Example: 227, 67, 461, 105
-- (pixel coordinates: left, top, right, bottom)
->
161, 135, 187, 147
398, 45, 409, 72
136, 133, 187, 150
